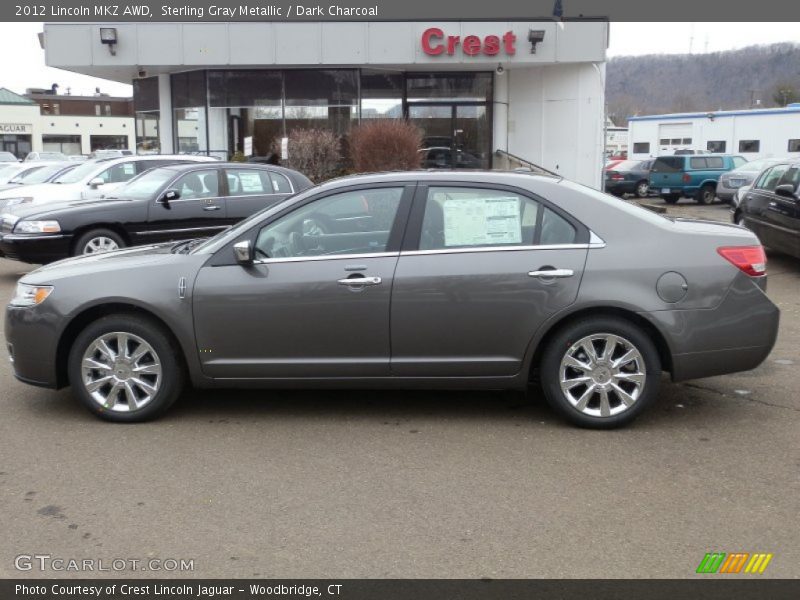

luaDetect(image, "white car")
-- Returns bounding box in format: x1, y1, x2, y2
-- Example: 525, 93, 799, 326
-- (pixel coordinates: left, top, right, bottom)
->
23, 151, 68, 162
0, 154, 217, 210
0, 162, 63, 186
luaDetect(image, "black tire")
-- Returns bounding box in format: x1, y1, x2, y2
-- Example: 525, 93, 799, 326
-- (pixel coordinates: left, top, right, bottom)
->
72, 228, 126, 257
67, 314, 185, 422
634, 180, 650, 198
662, 194, 680, 204
696, 184, 716, 205
539, 316, 661, 429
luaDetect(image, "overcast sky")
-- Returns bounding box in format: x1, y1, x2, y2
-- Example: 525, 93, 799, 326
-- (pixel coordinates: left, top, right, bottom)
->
0, 22, 799, 98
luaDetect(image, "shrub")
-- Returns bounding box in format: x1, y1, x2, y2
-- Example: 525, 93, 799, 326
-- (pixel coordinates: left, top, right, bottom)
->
349, 119, 423, 173
278, 128, 341, 183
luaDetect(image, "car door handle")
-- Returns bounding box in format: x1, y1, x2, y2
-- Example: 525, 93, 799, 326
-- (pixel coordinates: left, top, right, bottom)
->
203, 205, 221, 211
338, 276, 382, 286
528, 269, 574, 278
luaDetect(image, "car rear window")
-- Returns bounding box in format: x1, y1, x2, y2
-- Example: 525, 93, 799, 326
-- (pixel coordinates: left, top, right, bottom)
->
651, 157, 683, 173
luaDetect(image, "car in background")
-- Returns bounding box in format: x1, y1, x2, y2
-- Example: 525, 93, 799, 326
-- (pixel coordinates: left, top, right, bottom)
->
419, 147, 483, 169
0, 162, 76, 194
4, 171, 778, 427
23, 151, 68, 162
734, 160, 800, 259
0, 151, 19, 163
68, 155, 90, 162
717, 157, 786, 204
0, 162, 61, 188
0, 163, 312, 263
89, 149, 134, 159
604, 159, 653, 198
0, 154, 218, 210
649, 154, 747, 204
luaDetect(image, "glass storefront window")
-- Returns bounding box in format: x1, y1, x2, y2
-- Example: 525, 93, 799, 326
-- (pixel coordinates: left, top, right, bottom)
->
284, 70, 358, 136
135, 111, 160, 154
90, 135, 129, 151
360, 70, 404, 119
406, 72, 492, 103
42, 134, 81, 156
133, 76, 159, 112
175, 107, 207, 154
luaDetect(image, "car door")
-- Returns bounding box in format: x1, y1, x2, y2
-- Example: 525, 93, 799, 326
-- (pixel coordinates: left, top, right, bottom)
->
763, 166, 800, 257
743, 164, 792, 250
222, 167, 294, 226
143, 168, 228, 243
192, 183, 415, 379
390, 183, 588, 377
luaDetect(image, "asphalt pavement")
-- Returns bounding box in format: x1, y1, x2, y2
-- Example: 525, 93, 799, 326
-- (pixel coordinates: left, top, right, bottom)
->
1, 199, 798, 578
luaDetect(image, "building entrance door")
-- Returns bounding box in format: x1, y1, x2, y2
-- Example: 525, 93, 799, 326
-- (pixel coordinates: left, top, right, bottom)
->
409, 103, 491, 169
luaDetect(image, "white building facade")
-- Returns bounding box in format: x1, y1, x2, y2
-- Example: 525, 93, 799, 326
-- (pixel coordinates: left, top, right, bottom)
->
42, 20, 609, 188
628, 105, 800, 160
0, 88, 134, 158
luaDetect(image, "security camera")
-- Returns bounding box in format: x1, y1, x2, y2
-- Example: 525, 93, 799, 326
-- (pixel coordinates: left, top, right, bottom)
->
137, 68, 147, 78
496, 64, 504, 74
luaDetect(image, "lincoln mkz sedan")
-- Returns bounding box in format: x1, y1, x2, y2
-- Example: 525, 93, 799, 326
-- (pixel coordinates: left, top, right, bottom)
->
4, 171, 780, 428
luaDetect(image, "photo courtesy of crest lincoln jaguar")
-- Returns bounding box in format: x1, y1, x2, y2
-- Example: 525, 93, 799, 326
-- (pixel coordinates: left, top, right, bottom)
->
4, 171, 780, 428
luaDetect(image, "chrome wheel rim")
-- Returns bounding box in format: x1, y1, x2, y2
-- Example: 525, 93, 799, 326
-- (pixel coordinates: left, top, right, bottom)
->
559, 333, 646, 418
81, 332, 162, 412
637, 182, 649, 196
83, 236, 119, 255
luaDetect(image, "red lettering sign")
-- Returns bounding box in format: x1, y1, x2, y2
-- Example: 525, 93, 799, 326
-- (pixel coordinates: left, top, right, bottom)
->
421, 28, 516, 56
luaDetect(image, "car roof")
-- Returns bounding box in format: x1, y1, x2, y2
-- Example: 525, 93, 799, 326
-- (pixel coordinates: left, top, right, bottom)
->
152, 161, 305, 176
311, 170, 561, 193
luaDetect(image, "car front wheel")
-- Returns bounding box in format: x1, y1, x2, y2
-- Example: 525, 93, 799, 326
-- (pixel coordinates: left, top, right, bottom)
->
539, 317, 661, 428
73, 228, 126, 256
67, 314, 185, 422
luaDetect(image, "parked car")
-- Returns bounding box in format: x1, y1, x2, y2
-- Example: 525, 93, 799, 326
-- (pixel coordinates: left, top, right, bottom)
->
4, 171, 778, 427
733, 160, 800, 259
89, 149, 134, 159
23, 151, 68, 162
649, 154, 747, 204
0, 151, 19, 163
419, 147, 483, 169
0, 163, 48, 187
68, 155, 90, 162
604, 160, 653, 198
0, 162, 76, 193
0, 154, 218, 210
717, 157, 786, 204
0, 163, 312, 263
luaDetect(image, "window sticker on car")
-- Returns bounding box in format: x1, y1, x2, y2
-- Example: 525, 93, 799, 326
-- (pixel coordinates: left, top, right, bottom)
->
122, 163, 135, 175
443, 196, 522, 247
238, 172, 265, 193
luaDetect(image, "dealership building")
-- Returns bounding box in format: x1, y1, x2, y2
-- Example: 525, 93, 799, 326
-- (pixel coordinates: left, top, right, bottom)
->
41, 20, 608, 187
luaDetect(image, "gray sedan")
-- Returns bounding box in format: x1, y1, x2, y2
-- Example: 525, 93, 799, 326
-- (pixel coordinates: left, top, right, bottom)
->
4, 171, 779, 428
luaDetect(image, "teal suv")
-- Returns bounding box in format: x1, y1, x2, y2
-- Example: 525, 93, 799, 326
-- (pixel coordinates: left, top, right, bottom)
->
649, 154, 747, 204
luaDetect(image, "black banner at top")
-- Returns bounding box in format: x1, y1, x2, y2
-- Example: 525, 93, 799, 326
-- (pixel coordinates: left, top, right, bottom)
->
5, 0, 800, 22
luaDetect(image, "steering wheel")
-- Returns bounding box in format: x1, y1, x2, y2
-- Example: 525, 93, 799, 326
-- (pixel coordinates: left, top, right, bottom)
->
288, 231, 305, 256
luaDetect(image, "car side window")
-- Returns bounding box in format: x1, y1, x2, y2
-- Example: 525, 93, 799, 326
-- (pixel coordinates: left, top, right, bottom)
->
757, 165, 791, 192
689, 157, 707, 169
172, 169, 220, 200
705, 157, 724, 169
777, 167, 799, 190
97, 162, 137, 184
540, 207, 577, 245
269, 172, 293, 194
225, 169, 272, 196
254, 187, 404, 259
419, 187, 543, 250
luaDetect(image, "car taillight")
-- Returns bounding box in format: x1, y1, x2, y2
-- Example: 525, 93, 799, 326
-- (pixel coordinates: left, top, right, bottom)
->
682, 173, 691, 183
608, 172, 624, 180
717, 245, 767, 277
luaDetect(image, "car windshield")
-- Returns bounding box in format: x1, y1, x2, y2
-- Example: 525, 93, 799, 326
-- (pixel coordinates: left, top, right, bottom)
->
732, 159, 774, 173
53, 159, 107, 183
113, 168, 177, 200
11, 164, 72, 184
0, 152, 17, 161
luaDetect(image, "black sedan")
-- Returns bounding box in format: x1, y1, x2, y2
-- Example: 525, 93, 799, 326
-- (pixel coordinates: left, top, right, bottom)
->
733, 160, 800, 259
0, 163, 312, 264
604, 160, 653, 198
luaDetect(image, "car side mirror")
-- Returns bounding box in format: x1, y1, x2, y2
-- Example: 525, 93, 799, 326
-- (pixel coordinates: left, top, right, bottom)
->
157, 189, 180, 207
774, 184, 797, 199
88, 177, 104, 189
233, 240, 253, 265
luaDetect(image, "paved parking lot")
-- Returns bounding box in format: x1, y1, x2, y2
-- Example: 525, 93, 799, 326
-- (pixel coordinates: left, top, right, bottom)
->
0, 199, 798, 579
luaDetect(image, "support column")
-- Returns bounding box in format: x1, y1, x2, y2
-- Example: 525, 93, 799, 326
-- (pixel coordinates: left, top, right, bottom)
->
492, 70, 509, 160
157, 74, 173, 154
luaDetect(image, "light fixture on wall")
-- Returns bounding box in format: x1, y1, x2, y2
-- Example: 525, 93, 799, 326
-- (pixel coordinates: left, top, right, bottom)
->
99, 27, 118, 56
528, 30, 546, 54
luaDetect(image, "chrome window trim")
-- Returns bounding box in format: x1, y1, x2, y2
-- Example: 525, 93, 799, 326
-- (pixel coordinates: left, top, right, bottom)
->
401, 244, 592, 257
253, 251, 399, 265
137, 225, 229, 236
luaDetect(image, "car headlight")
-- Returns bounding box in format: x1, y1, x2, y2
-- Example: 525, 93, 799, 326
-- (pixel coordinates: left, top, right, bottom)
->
4, 197, 33, 208
9, 283, 54, 307
13, 220, 61, 234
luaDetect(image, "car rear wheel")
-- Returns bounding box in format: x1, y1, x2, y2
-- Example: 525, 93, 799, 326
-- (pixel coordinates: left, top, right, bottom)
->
662, 194, 680, 204
697, 184, 716, 205
73, 228, 126, 257
635, 180, 649, 198
67, 314, 185, 422
539, 317, 661, 428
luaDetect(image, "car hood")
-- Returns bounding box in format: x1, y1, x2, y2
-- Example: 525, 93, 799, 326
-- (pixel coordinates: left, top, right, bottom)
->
0, 182, 69, 200
21, 242, 201, 285
2, 196, 135, 220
